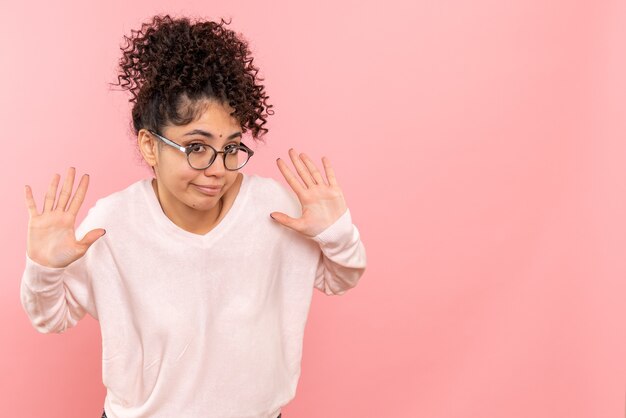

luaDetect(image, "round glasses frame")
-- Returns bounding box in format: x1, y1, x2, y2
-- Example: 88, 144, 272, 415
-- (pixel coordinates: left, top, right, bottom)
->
147, 129, 254, 171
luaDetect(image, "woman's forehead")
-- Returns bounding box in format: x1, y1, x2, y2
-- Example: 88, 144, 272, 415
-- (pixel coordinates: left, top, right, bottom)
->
165, 97, 240, 137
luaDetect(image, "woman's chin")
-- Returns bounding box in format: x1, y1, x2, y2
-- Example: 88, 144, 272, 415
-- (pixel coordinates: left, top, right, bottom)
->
187, 197, 220, 211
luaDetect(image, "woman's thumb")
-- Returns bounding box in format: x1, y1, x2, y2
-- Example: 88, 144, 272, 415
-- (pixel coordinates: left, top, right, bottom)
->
78, 228, 106, 250
270, 212, 297, 230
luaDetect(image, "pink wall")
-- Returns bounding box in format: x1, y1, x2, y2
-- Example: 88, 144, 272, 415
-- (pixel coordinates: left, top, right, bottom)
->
2, 0, 625, 417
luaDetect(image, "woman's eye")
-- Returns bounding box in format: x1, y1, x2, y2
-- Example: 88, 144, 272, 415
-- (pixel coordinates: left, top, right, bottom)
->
189, 144, 206, 153
224, 144, 239, 153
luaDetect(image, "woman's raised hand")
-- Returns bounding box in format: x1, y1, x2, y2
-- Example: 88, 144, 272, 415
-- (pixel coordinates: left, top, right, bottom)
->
24, 167, 106, 268
271, 149, 348, 238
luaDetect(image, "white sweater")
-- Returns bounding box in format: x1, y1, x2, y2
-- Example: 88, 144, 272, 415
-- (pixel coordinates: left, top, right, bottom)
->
20, 173, 367, 418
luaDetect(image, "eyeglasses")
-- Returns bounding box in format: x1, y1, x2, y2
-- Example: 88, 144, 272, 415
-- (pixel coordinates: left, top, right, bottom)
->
148, 129, 254, 171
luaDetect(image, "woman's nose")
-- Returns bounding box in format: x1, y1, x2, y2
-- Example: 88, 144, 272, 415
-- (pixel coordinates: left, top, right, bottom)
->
203, 154, 226, 176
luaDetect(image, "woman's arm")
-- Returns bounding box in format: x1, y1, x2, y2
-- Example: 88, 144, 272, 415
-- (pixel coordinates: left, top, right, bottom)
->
311, 208, 367, 295
21, 167, 104, 333
270, 149, 367, 295
20, 254, 92, 333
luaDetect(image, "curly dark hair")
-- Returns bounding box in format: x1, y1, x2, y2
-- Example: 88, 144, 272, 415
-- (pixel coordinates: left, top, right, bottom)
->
108, 13, 274, 158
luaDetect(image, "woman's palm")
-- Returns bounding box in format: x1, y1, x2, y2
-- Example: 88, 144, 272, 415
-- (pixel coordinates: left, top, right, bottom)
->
25, 167, 105, 268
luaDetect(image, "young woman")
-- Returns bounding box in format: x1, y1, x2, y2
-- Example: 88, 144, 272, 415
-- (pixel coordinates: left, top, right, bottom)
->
20, 14, 366, 418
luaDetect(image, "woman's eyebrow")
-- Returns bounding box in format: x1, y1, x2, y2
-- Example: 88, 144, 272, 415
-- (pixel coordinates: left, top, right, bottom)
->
183, 129, 242, 140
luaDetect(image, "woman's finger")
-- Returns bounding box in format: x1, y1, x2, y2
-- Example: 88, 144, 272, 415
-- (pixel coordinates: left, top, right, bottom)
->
67, 174, 89, 217
24, 185, 39, 218
322, 157, 338, 187
276, 158, 306, 196
299, 153, 326, 186
55, 167, 76, 211
42, 174, 60, 213
288, 148, 316, 187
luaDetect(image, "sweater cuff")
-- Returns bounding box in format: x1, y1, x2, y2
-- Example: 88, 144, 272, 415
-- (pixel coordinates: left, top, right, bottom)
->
23, 253, 67, 291
311, 208, 353, 246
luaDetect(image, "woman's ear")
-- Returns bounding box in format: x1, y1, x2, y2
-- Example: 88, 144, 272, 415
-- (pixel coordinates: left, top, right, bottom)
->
138, 129, 159, 168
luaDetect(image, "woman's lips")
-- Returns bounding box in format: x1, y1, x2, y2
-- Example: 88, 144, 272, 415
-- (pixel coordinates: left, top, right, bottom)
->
192, 184, 222, 196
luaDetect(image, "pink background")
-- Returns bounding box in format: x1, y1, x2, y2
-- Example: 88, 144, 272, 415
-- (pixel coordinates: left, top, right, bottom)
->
2, 0, 625, 417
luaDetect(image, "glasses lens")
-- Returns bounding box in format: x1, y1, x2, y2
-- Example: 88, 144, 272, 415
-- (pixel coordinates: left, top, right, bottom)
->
188, 145, 216, 169
224, 146, 251, 170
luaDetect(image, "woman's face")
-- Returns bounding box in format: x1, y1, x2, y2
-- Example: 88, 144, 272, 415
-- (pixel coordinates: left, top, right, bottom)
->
145, 99, 244, 214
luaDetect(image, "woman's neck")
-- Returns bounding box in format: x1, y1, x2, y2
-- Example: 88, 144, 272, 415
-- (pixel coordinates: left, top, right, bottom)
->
151, 178, 225, 235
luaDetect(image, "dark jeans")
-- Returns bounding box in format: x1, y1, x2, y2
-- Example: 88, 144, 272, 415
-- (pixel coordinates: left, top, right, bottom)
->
101, 410, 281, 417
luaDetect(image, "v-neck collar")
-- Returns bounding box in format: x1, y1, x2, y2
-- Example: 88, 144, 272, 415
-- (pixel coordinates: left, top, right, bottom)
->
141, 173, 252, 248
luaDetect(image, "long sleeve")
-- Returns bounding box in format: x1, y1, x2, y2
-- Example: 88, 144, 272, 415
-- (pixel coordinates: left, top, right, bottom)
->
311, 208, 367, 295
15, 174, 368, 417
20, 254, 91, 334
